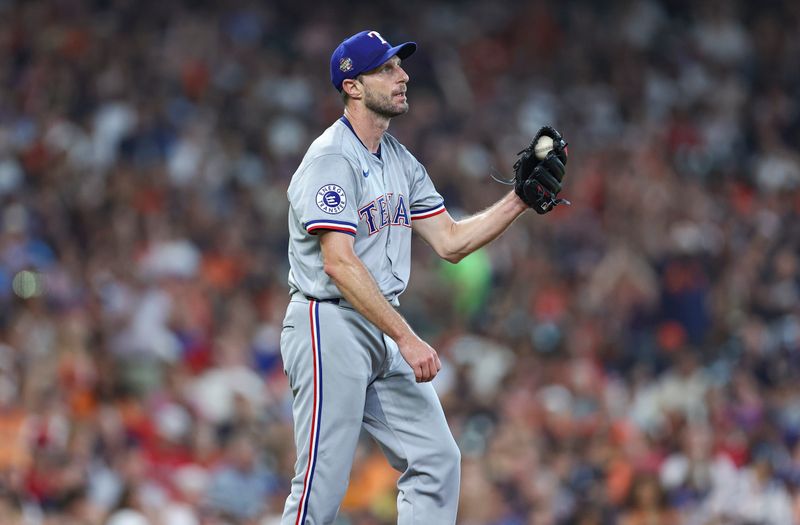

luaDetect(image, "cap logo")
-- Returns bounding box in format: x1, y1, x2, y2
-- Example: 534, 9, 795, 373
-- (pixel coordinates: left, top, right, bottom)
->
367, 31, 389, 46
339, 57, 353, 73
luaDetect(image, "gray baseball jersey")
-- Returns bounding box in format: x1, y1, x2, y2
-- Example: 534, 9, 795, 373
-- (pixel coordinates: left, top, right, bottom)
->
280, 116, 461, 525
286, 116, 445, 304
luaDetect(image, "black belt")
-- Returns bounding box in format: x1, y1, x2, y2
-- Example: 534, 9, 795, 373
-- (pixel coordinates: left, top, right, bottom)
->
305, 295, 340, 305
301, 294, 395, 309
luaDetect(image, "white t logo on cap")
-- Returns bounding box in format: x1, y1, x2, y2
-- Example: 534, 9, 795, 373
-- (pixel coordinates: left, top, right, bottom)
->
367, 31, 389, 45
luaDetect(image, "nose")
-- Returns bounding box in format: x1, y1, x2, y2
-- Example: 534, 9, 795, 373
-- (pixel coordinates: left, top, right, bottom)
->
398, 65, 409, 84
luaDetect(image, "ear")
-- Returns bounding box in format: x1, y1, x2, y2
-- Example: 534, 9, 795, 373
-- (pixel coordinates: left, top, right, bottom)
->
342, 78, 363, 100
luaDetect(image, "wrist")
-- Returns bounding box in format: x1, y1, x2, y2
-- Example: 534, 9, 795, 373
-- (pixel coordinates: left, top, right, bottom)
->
391, 327, 417, 346
508, 190, 529, 212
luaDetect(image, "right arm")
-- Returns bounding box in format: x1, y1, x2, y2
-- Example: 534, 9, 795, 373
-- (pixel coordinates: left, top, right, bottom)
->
319, 231, 441, 382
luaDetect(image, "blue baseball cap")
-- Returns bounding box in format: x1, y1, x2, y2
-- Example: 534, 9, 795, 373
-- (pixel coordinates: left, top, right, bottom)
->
330, 30, 416, 92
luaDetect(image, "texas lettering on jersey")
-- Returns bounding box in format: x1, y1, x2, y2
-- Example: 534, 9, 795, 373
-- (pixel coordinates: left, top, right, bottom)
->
358, 192, 410, 235
287, 118, 445, 301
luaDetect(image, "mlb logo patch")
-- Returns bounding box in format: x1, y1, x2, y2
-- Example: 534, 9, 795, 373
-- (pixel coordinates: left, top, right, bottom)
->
316, 184, 347, 214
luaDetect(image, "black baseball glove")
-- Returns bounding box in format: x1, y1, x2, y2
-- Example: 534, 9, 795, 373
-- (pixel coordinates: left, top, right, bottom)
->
513, 126, 568, 214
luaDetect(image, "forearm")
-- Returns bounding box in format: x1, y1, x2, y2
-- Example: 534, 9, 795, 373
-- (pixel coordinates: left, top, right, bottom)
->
445, 191, 528, 261
324, 254, 416, 345
319, 231, 439, 382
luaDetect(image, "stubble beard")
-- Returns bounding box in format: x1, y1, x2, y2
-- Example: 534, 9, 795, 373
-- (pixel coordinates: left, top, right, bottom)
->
364, 86, 408, 118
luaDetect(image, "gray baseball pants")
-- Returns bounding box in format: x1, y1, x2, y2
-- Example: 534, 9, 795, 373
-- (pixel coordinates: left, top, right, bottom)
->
279, 296, 461, 525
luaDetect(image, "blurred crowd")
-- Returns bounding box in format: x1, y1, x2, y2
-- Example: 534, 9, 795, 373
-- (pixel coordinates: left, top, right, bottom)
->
1, 0, 800, 523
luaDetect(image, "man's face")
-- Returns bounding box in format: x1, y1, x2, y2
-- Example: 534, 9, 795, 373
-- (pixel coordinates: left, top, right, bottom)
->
359, 56, 409, 118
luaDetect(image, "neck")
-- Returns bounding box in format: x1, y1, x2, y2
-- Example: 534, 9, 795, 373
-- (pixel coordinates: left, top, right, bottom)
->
343, 106, 389, 153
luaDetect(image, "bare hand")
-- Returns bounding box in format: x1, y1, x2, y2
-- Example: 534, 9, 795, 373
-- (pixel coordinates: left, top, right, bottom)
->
398, 336, 442, 382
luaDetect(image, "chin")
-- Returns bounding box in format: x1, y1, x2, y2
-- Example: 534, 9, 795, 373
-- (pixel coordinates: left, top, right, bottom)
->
394, 102, 409, 115
376, 107, 408, 119
369, 101, 409, 119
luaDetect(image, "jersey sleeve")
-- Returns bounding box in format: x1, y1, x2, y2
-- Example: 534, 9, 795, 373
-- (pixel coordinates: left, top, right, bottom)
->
408, 159, 446, 221
289, 155, 360, 236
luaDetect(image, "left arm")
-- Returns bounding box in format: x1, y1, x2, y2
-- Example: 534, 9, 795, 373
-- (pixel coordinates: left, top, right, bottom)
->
412, 190, 528, 264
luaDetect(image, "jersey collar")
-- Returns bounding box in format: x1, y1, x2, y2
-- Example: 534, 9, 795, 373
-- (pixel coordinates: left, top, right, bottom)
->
339, 115, 382, 159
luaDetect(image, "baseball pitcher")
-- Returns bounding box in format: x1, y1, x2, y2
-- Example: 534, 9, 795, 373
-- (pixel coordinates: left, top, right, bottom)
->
280, 29, 568, 524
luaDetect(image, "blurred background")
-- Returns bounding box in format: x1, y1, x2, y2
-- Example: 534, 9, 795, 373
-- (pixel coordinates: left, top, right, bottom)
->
1, 0, 800, 523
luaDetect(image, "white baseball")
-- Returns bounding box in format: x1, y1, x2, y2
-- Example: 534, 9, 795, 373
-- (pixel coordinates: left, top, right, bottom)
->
534, 135, 554, 160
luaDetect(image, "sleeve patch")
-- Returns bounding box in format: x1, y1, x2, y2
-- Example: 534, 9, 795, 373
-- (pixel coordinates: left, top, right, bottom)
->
316, 184, 347, 214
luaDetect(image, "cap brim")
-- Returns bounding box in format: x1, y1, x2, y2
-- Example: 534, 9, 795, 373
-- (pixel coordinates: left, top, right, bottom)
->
395, 42, 416, 60
362, 42, 417, 73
